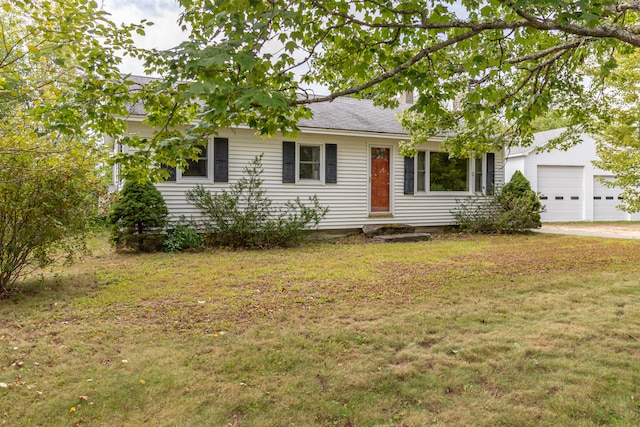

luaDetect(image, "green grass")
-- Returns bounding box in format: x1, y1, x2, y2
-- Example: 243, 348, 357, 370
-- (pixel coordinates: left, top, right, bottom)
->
2, 233, 640, 426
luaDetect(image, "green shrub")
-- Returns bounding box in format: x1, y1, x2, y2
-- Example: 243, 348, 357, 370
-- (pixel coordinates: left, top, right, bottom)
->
163, 221, 204, 252
108, 181, 169, 252
187, 155, 329, 248
0, 130, 100, 296
452, 170, 544, 234
451, 197, 502, 234
495, 170, 543, 231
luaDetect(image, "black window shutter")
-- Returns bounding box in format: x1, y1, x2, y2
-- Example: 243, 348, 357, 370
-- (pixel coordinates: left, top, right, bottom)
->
160, 164, 176, 182
486, 152, 495, 194
325, 143, 337, 184
282, 141, 295, 183
213, 137, 229, 182
404, 156, 414, 195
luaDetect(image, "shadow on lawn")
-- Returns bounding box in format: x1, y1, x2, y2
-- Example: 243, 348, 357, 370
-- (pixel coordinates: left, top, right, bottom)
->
4, 270, 100, 305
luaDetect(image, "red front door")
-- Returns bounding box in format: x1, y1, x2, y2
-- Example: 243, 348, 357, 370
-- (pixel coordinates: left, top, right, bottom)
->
370, 147, 390, 212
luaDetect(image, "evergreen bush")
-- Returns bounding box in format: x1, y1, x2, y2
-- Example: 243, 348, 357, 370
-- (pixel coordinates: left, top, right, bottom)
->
495, 170, 543, 232
108, 181, 169, 252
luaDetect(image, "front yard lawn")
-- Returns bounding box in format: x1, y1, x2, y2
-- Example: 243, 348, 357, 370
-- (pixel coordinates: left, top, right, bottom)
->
2, 233, 640, 426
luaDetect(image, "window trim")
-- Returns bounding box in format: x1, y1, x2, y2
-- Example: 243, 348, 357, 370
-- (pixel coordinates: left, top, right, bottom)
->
179, 142, 210, 181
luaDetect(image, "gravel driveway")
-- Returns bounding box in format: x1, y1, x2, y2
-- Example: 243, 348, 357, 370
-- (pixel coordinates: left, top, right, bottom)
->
537, 223, 640, 239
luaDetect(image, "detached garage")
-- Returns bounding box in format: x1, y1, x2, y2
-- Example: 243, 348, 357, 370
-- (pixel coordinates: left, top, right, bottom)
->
505, 128, 638, 222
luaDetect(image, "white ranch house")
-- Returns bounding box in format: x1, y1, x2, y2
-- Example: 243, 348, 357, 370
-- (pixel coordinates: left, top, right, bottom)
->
505, 128, 640, 222
111, 81, 505, 232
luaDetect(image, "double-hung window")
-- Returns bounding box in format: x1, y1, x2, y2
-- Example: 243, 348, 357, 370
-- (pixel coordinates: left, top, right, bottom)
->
181, 143, 208, 178
474, 157, 484, 194
161, 137, 229, 183
417, 151, 427, 192
299, 145, 321, 181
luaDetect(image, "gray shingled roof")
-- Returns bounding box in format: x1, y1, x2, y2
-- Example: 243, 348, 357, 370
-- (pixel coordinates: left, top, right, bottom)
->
299, 97, 408, 134
127, 75, 156, 116
126, 75, 408, 135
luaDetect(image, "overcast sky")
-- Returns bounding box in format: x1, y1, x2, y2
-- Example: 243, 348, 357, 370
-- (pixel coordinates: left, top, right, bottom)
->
103, 0, 185, 76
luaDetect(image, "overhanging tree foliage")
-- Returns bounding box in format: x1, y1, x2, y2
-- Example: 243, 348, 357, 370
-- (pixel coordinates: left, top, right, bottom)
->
134, 0, 640, 208
1, 0, 204, 182
1, 0, 147, 133
8, 1, 636, 215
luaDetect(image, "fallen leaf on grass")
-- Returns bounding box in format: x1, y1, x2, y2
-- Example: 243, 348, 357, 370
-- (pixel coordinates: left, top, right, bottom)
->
69, 407, 76, 414
139, 379, 146, 384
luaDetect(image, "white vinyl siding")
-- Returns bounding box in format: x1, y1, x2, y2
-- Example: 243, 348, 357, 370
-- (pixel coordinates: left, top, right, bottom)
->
124, 122, 505, 230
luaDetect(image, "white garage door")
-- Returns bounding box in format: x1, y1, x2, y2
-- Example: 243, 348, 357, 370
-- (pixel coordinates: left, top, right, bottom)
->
593, 176, 628, 221
537, 166, 584, 222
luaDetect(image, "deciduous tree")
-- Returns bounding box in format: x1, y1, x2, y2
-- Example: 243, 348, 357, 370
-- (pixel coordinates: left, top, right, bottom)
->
142, 0, 640, 190
0, 109, 102, 294
594, 50, 640, 212
0, 0, 147, 294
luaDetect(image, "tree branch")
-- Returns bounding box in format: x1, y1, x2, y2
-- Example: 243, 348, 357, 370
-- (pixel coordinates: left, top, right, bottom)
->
504, 1, 640, 46
293, 28, 483, 104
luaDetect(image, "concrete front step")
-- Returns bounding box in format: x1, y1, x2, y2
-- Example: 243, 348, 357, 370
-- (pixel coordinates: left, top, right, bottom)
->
373, 232, 432, 243
362, 224, 415, 238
